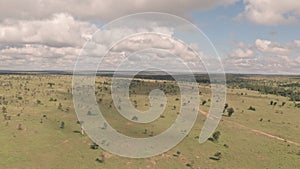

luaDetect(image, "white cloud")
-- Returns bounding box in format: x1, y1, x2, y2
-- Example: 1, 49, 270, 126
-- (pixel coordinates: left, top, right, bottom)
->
0, 44, 80, 70
0, 0, 238, 21
0, 21, 207, 71
238, 0, 300, 25
255, 39, 290, 55
230, 48, 254, 58
294, 40, 300, 47
295, 57, 300, 64
225, 39, 300, 74
86, 33, 208, 72
0, 13, 97, 47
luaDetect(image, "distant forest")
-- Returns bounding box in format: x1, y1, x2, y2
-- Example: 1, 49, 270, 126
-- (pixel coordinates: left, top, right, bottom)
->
1, 70, 299, 101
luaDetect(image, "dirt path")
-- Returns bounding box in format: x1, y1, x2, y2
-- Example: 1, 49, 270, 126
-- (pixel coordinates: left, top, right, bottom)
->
199, 109, 300, 147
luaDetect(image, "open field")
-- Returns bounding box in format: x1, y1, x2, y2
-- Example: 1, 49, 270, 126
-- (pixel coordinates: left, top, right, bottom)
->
0, 74, 299, 169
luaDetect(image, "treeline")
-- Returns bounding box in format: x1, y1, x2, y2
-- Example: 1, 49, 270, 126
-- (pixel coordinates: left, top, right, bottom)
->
227, 77, 300, 101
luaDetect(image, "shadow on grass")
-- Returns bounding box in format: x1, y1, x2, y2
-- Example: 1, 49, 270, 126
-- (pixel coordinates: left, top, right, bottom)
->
209, 157, 221, 161
73, 130, 81, 134
96, 158, 104, 163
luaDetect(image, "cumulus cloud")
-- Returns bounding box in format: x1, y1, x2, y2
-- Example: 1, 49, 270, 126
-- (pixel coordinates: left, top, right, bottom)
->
255, 39, 290, 55
0, 13, 97, 47
0, 0, 238, 21
0, 17, 207, 71
80, 32, 209, 72
0, 0, 299, 74
230, 48, 254, 58
0, 44, 80, 70
225, 39, 300, 74
238, 0, 300, 25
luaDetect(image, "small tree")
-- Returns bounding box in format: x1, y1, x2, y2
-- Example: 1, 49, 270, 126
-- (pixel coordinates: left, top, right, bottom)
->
60, 121, 65, 129
36, 100, 41, 104
248, 106, 256, 111
202, 100, 207, 105
213, 152, 222, 160
90, 142, 99, 149
48, 82, 55, 88
224, 103, 229, 109
223, 103, 229, 113
212, 131, 221, 142
58, 103, 62, 110
2, 106, 7, 113
17, 123, 23, 130
227, 107, 234, 117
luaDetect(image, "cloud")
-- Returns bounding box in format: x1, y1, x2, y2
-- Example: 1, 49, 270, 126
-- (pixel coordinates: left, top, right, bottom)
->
0, 20, 207, 71
225, 39, 300, 74
295, 57, 300, 64
255, 39, 290, 55
0, 0, 238, 21
84, 33, 208, 72
0, 13, 97, 47
238, 0, 300, 25
0, 44, 80, 70
294, 40, 300, 47
230, 48, 254, 58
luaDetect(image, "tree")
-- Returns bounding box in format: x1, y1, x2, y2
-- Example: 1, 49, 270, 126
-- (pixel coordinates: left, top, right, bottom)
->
223, 103, 229, 113
90, 142, 99, 149
248, 106, 256, 111
48, 82, 55, 88
17, 123, 23, 130
58, 103, 62, 110
212, 131, 221, 142
227, 107, 234, 117
2, 106, 7, 113
36, 100, 41, 104
202, 100, 207, 105
60, 121, 65, 129
212, 152, 222, 160
224, 103, 229, 109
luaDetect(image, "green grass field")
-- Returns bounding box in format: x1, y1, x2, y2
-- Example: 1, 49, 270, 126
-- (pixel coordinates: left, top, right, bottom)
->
0, 74, 299, 169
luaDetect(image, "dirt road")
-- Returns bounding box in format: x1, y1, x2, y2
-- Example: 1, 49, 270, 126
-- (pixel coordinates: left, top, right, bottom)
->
199, 109, 300, 147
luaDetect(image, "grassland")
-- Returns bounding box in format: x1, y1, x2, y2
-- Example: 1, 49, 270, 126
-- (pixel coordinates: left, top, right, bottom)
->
0, 74, 299, 169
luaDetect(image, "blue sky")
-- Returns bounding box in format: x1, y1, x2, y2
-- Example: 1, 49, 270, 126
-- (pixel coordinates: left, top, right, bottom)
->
192, 1, 300, 54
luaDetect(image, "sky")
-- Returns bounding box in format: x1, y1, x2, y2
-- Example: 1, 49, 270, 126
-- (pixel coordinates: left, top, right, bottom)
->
0, 0, 299, 74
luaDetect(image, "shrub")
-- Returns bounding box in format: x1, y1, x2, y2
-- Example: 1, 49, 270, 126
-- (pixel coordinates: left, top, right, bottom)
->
224, 103, 229, 109
17, 124, 22, 130
58, 103, 62, 110
36, 100, 42, 104
60, 121, 65, 129
2, 106, 7, 113
248, 106, 256, 111
90, 143, 99, 149
227, 107, 234, 117
210, 131, 221, 142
